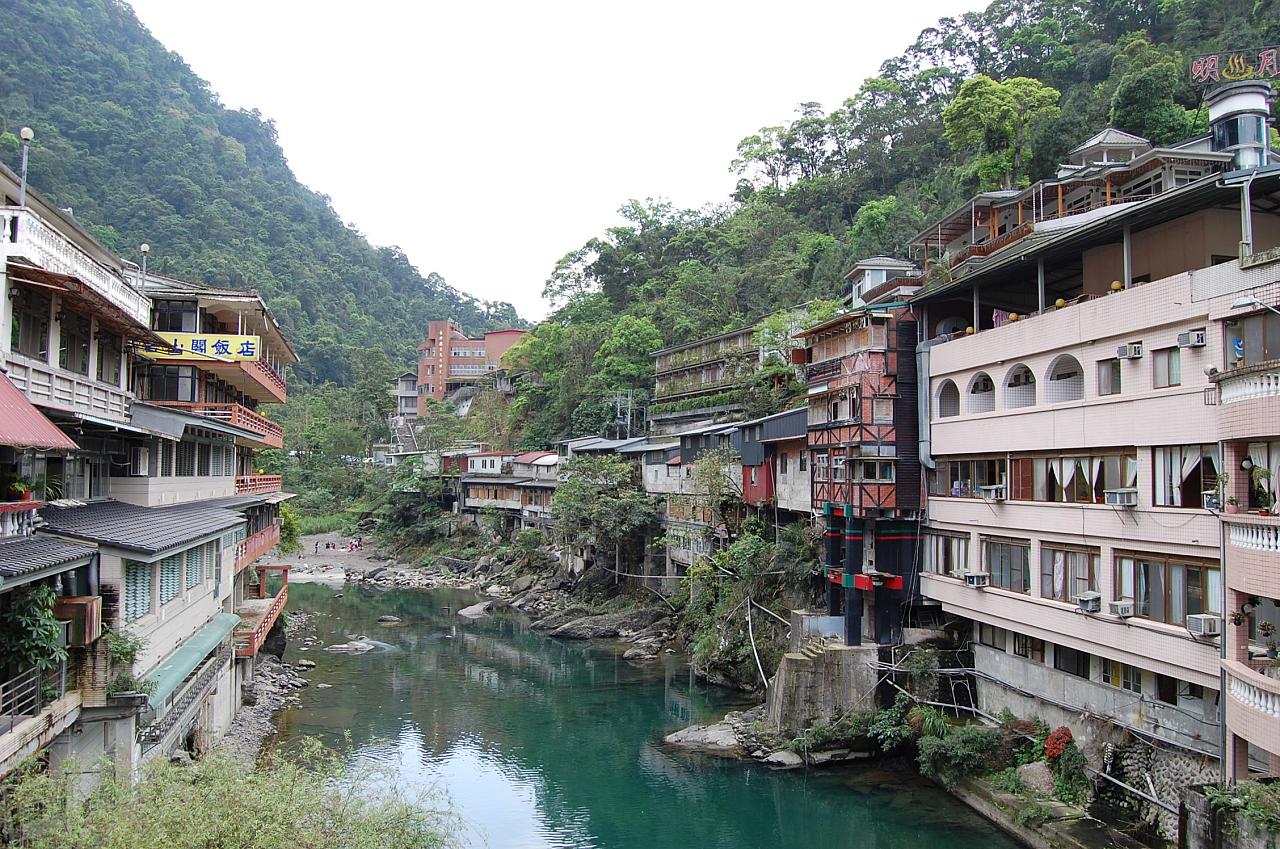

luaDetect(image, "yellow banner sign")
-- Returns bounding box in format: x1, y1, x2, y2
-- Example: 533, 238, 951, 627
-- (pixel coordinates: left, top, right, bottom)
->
140, 333, 262, 362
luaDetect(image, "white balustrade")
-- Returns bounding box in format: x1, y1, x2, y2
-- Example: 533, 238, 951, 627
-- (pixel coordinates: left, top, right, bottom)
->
1228, 671, 1280, 719
1, 207, 150, 327
1219, 370, 1280, 403
1227, 520, 1280, 553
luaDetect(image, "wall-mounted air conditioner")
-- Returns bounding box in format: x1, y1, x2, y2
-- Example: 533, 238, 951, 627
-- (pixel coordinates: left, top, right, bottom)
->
1075, 591, 1102, 613
1116, 342, 1143, 359
1177, 329, 1207, 348
964, 571, 990, 588
1186, 614, 1222, 637
977, 484, 1006, 502
1109, 600, 1134, 618
1103, 488, 1138, 507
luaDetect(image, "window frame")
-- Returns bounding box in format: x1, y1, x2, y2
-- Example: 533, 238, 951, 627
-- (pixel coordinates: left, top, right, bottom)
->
1153, 346, 1181, 389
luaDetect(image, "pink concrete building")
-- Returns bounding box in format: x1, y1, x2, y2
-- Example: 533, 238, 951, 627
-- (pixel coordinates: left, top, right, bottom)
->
416, 319, 527, 409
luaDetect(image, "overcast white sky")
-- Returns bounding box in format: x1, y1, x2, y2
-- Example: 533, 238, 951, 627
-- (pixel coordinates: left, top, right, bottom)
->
127, 0, 976, 320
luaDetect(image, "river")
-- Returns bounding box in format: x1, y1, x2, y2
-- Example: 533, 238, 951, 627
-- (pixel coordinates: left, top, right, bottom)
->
274, 582, 1021, 849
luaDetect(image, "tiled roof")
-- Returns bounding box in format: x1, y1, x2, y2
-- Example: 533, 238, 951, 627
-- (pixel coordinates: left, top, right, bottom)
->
0, 535, 96, 580
41, 499, 245, 555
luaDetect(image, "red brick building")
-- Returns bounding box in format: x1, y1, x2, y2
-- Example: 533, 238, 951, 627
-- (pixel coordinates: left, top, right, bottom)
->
416, 320, 527, 409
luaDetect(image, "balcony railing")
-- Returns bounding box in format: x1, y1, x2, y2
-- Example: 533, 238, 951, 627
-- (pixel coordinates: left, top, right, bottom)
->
244, 360, 287, 402
0, 662, 67, 736
1226, 516, 1280, 553
233, 585, 288, 658
235, 475, 283, 495
5, 353, 131, 422
235, 521, 281, 573
1, 207, 150, 326
1218, 367, 1280, 404
153, 402, 284, 448
1225, 659, 1280, 721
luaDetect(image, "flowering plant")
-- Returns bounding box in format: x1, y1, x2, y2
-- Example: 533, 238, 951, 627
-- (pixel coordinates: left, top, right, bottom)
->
1044, 726, 1073, 761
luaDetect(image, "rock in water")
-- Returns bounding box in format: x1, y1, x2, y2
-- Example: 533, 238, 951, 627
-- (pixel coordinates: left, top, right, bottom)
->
763, 750, 804, 769
295, 659, 317, 669
663, 721, 741, 754
549, 608, 667, 640
323, 641, 375, 654
377, 615, 402, 623
457, 601, 492, 618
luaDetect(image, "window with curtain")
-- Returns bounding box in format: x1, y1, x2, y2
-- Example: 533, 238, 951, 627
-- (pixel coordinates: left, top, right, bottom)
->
96, 332, 122, 385
124, 560, 153, 622
1040, 546, 1099, 602
1014, 634, 1045, 662
58, 310, 91, 375
1152, 444, 1218, 507
1116, 554, 1221, 625
1097, 358, 1122, 396
983, 538, 1030, 593
1245, 441, 1280, 510
924, 533, 968, 577
11, 287, 51, 360
1153, 347, 1181, 388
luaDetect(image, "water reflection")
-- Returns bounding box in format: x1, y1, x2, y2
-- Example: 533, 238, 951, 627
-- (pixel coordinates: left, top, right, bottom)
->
276, 584, 1018, 849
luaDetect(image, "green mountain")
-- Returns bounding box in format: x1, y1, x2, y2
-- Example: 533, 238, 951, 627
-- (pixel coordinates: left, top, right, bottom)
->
0, 0, 521, 386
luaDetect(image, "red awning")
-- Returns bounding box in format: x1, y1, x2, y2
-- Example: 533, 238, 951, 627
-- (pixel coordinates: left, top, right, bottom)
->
666, 455, 682, 465
0, 373, 78, 450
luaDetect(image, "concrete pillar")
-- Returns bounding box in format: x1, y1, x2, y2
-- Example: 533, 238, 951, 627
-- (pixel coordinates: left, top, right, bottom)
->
1036, 258, 1046, 312
1229, 733, 1251, 782
844, 510, 864, 646
824, 503, 841, 617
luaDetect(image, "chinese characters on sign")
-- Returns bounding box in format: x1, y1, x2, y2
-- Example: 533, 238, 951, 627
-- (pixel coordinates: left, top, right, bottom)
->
140, 333, 262, 362
1190, 47, 1280, 84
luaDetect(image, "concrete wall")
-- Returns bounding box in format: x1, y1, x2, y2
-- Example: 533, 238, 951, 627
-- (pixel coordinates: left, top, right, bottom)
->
111, 474, 236, 507
765, 644, 881, 730
774, 441, 811, 514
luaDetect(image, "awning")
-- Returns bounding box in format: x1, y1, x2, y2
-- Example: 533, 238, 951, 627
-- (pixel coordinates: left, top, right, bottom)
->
0, 372, 78, 450
6, 262, 161, 342
129, 403, 257, 442
666, 455, 682, 465
145, 612, 239, 709
0, 535, 96, 589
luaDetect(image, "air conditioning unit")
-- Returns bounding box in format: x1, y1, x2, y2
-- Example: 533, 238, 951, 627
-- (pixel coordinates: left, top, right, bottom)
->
53, 596, 103, 646
1075, 591, 1102, 613
1177, 329, 1207, 348
977, 484, 1006, 502
1186, 614, 1222, 637
1109, 600, 1135, 618
1202, 491, 1222, 512
964, 571, 991, 588
1103, 487, 1138, 507
1116, 342, 1143, 359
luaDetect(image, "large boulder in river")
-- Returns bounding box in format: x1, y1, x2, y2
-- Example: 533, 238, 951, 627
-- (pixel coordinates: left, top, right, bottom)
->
530, 606, 594, 631
664, 721, 741, 754
457, 601, 492, 618
549, 608, 667, 640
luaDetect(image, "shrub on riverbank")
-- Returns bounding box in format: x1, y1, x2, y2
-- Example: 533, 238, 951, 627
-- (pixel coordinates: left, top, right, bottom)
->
1, 742, 455, 848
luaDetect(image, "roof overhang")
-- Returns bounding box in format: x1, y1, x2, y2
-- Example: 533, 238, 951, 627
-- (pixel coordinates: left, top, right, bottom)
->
7, 262, 161, 344
0, 373, 79, 450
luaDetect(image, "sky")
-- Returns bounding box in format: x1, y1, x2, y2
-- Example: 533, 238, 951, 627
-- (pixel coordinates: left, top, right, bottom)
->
127, 0, 977, 321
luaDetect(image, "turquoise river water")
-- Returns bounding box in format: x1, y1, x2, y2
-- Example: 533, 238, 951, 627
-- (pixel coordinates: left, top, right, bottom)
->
275, 582, 1020, 849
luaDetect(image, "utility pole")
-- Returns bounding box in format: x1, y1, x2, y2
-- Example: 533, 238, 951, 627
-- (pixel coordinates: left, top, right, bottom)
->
17, 127, 33, 208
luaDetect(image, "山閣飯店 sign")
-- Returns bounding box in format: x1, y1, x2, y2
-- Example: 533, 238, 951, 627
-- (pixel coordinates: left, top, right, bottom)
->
141, 333, 262, 362
1190, 47, 1279, 84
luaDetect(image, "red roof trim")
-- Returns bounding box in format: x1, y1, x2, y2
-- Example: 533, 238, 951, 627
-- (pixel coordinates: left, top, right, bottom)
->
0, 373, 78, 450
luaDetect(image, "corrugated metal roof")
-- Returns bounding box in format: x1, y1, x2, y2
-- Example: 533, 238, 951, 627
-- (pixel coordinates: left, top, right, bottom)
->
41, 499, 245, 555
512, 451, 556, 464
0, 373, 78, 450
0, 535, 96, 581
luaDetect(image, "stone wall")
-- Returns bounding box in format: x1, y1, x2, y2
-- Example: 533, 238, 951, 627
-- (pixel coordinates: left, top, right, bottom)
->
764, 644, 880, 730
1182, 785, 1279, 849
1112, 743, 1219, 842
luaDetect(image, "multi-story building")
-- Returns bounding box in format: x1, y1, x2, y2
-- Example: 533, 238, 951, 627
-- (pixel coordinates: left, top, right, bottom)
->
912, 83, 1278, 786
794, 279, 924, 647
511, 451, 559, 530
415, 319, 526, 406
650, 326, 758, 434
736, 407, 809, 521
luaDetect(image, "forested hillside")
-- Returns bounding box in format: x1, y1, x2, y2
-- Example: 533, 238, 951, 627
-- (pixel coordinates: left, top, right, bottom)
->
499, 0, 1280, 447
0, 0, 520, 386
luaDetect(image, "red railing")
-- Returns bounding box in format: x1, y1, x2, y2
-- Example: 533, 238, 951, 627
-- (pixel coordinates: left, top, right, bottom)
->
243, 360, 287, 402
152, 402, 284, 448
235, 522, 281, 573
233, 585, 288, 658
235, 475, 283, 495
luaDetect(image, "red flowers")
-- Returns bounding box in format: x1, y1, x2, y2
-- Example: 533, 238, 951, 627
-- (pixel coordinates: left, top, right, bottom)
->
1045, 726, 1073, 760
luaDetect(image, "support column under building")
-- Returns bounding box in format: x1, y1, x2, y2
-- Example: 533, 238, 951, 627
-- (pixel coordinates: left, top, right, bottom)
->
844, 508, 864, 646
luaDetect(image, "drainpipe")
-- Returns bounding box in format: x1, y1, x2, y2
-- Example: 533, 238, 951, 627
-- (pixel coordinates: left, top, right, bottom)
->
916, 338, 939, 472
1218, 437, 1229, 784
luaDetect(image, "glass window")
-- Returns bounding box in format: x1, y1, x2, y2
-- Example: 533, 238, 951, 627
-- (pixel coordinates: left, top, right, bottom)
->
1054, 645, 1091, 678
96, 332, 122, 385
978, 623, 1007, 651
924, 533, 968, 577
984, 538, 1030, 594
1014, 633, 1045, 662
1116, 554, 1221, 625
1040, 546, 1099, 602
1153, 347, 1181, 388
1098, 358, 1121, 396
1101, 659, 1142, 693
58, 310, 91, 375
152, 300, 197, 333
185, 548, 202, 589
11, 287, 51, 360
1152, 444, 1218, 507
176, 441, 197, 476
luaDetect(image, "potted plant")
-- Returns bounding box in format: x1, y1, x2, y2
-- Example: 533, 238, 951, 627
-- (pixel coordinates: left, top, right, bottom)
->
1251, 466, 1273, 515
1260, 621, 1277, 659
8, 476, 33, 501
1227, 496, 1241, 514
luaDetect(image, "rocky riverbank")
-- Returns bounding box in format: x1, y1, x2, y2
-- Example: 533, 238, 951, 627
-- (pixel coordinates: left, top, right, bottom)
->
663, 704, 875, 769
219, 655, 312, 763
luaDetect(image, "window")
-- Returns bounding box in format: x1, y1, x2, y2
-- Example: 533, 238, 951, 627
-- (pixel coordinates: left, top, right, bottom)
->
1153, 347, 1181, 388
831, 454, 847, 482
929, 458, 1006, 498
152, 299, 197, 333
1116, 554, 1221, 625
1152, 444, 1218, 507
1014, 634, 1045, 662
799, 452, 808, 472
873, 398, 893, 424
1156, 674, 1179, 705
197, 442, 212, 476
983, 538, 1030, 593
159, 555, 181, 604
815, 452, 829, 481
1101, 659, 1142, 693
749, 466, 758, 486
124, 560, 152, 622
857, 460, 894, 482
1054, 645, 1091, 679
1098, 358, 1121, 396
185, 547, 202, 589
97, 332, 122, 385
58, 311, 91, 375
145, 365, 199, 403
1226, 312, 1280, 368
924, 532, 968, 577
176, 441, 197, 477
779, 453, 789, 475
11, 287, 50, 359
1040, 546, 1099, 602
978, 623, 1007, 651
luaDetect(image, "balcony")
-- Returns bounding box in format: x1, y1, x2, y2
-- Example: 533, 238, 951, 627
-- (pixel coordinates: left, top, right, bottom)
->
235, 521, 281, 573
1224, 659, 1280, 756
152, 402, 284, 448
1215, 364, 1280, 441
0, 661, 80, 778
235, 475, 283, 495
1, 207, 150, 327
5, 352, 131, 422
1223, 514, 1280, 599
234, 583, 288, 658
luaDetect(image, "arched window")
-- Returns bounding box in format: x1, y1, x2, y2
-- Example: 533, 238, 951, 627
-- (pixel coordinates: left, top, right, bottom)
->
1004, 364, 1036, 408
937, 380, 960, 418
1046, 354, 1085, 403
967, 372, 995, 413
